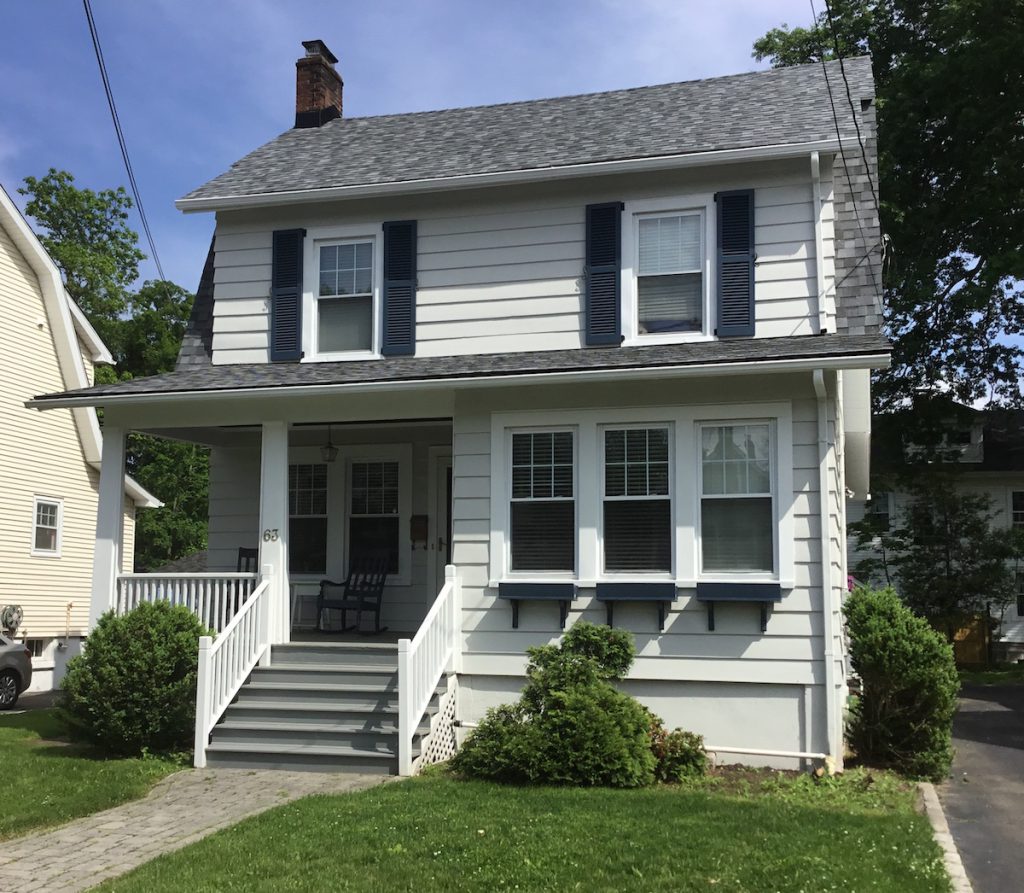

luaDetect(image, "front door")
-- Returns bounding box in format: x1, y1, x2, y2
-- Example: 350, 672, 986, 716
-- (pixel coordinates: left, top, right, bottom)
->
433, 454, 453, 594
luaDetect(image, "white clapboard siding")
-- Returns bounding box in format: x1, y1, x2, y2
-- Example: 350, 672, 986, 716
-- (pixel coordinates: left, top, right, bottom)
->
448, 380, 838, 699
0, 223, 136, 639
209, 163, 829, 363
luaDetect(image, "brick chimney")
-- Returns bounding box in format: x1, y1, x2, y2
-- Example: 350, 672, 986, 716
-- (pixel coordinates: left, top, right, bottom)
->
295, 40, 343, 128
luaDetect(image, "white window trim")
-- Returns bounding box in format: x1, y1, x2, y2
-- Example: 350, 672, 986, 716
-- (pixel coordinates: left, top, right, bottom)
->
599, 422, 675, 579
489, 403, 794, 588
621, 193, 717, 347
287, 444, 413, 587
31, 496, 63, 558
503, 426, 579, 578
301, 223, 384, 362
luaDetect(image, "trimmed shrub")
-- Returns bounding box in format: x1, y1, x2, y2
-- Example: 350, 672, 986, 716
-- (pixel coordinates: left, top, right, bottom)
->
649, 713, 708, 782
60, 602, 210, 756
844, 586, 959, 780
452, 622, 655, 787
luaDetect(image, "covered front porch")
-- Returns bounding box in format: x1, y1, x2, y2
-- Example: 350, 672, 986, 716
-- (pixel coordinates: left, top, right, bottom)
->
88, 388, 463, 774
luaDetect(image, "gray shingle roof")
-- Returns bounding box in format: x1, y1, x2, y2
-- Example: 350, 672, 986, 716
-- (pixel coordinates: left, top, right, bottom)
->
180, 58, 874, 204
37, 334, 889, 404
175, 236, 215, 369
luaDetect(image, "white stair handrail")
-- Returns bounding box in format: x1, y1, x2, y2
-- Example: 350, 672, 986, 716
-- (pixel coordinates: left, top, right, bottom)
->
397, 564, 462, 776
193, 566, 273, 768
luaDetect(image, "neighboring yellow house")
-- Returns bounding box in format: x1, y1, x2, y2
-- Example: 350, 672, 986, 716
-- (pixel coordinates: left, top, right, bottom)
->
0, 185, 159, 691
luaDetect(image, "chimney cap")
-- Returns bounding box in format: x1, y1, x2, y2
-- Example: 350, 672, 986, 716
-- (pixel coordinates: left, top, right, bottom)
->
301, 40, 338, 65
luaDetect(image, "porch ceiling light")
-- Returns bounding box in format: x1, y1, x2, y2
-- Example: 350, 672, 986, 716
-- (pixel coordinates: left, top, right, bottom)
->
320, 424, 339, 463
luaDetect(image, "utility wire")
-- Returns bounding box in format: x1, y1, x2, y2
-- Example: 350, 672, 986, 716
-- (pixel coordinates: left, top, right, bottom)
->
82, 0, 165, 281
822, 0, 882, 219
809, 0, 884, 311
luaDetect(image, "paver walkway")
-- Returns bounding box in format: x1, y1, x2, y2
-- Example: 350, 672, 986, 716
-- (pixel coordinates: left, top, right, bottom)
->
939, 683, 1024, 893
0, 768, 383, 893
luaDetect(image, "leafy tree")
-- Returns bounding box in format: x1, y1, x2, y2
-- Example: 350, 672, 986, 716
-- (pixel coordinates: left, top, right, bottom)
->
19, 170, 208, 570
754, 1, 1024, 408
18, 169, 144, 352
851, 472, 1020, 640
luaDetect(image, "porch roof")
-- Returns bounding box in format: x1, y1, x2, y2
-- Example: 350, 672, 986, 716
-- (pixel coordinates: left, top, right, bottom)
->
30, 333, 889, 408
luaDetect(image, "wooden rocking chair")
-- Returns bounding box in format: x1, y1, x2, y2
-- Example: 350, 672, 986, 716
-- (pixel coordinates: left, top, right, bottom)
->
317, 556, 390, 634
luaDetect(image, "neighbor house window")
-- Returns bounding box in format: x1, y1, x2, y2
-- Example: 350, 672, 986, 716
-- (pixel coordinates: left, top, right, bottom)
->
603, 427, 671, 572
1013, 492, 1024, 529
867, 492, 891, 531
32, 497, 61, 556
289, 464, 328, 575
349, 461, 400, 574
1017, 572, 1024, 617
317, 241, 374, 353
510, 431, 575, 572
637, 212, 704, 335
700, 423, 774, 573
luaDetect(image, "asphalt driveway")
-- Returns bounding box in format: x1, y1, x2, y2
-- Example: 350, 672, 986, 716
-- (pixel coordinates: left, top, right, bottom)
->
939, 683, 1024, 892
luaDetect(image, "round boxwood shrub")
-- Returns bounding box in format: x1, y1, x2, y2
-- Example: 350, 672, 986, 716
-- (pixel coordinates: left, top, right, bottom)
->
452, 622, 657, 787
844, 586, 959, 781
60, 602, 211, 755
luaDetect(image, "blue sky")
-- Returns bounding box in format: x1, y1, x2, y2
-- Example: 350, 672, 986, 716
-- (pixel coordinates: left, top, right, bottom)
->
0, 0, 813, 290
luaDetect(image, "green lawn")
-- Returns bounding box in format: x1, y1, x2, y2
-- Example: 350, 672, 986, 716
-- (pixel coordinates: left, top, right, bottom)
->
97, 770, 947, 893
959, 663, 1024, 685
0, 709, 179, 839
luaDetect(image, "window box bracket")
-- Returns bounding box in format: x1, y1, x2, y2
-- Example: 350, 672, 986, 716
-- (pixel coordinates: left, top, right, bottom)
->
498, 583, 578, 630
695, 582, 782, 633
595, 582, 677, 631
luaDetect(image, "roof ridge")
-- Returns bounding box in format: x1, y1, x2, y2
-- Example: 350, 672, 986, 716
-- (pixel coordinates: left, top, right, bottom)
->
318, 57, 870, 128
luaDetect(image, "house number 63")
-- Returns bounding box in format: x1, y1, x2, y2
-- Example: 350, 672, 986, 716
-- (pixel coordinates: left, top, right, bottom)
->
262, 529, 279, 542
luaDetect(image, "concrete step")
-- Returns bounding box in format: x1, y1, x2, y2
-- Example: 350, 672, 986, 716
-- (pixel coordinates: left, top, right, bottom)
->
251, 664, 398, 687
270, 642, 398, 667
236, 682, 400, 709
204, 740, 408, 774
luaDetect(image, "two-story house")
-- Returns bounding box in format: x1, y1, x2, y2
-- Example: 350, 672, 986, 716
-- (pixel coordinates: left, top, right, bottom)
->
32, 42, 887, 771
0, 184, 158, 696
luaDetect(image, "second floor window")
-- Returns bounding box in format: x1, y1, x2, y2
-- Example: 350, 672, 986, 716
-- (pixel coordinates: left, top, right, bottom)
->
317, 241, 373, 353
637, 212, 704, 335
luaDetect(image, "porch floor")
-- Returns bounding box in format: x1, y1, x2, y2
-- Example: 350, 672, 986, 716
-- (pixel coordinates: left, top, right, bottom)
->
288, 630, 407, 645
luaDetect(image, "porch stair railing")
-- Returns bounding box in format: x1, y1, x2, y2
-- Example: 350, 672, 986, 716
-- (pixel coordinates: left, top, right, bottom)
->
116, 573, 259, 632
397, 564, 462, 776
193, 573, 272, 768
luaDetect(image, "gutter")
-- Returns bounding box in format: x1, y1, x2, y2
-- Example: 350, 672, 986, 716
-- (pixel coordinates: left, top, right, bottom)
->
28, 351, 891, 411
176, 139, 842, 213
813, 369, 839, 766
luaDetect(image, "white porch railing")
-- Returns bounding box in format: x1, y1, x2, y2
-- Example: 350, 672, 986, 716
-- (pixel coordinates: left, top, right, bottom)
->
397, 564, 462, 776
116, 573, 259, 632
193, 576, 272, 768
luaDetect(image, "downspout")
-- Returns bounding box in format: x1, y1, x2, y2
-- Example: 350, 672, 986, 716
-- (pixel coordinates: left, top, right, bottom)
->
810, 152, 829, 334
813, 369, 839, 769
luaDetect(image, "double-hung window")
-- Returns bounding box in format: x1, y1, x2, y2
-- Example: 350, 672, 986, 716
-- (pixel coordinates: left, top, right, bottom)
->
637, 212, 704, 335
32, 497, 61, 556
1012, 492, 1024, 529
509, 431, 575, 572
317, 241, 374, 353
700, 423, 774, 573
349, 460, 400, 574
603, 427, 672, 573
289, 464, 328, 575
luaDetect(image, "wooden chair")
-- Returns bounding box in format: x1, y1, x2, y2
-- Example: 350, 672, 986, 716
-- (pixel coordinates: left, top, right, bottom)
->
237, 547, 259, 573
317, 557, 390, 634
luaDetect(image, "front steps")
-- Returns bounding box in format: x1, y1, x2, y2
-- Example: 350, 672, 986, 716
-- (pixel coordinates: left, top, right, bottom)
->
204, 641, 436, 773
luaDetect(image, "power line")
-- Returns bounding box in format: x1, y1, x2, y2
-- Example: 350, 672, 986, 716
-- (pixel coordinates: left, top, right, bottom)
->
822, 0, 882, 219
82, 0, 165, 281
809, 0, 884, 311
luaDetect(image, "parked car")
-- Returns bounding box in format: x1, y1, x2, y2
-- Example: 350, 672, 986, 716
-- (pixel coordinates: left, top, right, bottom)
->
0, 634, 32, 709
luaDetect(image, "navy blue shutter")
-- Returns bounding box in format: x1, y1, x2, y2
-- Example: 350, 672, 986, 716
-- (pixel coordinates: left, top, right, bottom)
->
584, 202, 623, 346
270, 228, 305, 361
715, 190, 756, 337
381, 220, 417, 356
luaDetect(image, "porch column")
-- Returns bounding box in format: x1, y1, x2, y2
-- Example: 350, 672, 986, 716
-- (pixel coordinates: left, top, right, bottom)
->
259, 421, 290, 645
89, 425, 126, 630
